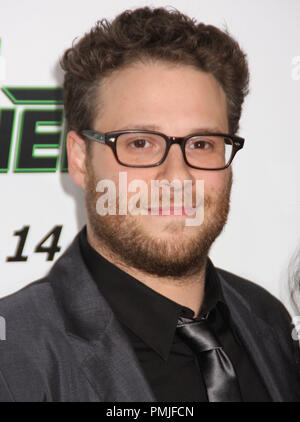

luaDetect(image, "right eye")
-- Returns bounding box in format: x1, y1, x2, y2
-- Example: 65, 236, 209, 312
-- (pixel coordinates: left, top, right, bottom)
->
128, 138, 152, 149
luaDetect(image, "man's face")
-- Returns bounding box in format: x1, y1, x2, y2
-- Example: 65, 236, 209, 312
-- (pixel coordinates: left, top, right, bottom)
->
80, 61, 232, 278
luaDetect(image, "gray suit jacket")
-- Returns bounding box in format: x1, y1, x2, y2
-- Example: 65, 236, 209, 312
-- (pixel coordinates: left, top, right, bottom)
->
0, 232, 299, 402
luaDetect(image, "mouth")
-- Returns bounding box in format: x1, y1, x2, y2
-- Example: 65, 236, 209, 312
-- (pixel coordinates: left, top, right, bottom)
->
147, 205, 197, 216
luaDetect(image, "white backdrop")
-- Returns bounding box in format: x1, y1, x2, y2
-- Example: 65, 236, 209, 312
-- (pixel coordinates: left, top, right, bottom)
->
0, 0, 299, 314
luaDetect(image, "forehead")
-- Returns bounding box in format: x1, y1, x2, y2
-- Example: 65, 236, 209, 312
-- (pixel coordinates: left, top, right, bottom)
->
95, 61, 228, 133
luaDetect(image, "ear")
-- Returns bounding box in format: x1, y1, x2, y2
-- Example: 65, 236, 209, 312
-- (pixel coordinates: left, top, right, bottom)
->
67, 131, 88, 189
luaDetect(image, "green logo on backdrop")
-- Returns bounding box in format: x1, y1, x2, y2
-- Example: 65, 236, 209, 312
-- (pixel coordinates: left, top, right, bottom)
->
0, 40, 68, 173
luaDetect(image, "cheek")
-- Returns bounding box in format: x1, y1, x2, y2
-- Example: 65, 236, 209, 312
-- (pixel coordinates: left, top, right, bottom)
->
90, 149, 157, 196
90, 146, 120, 182
196, 168, 231, 196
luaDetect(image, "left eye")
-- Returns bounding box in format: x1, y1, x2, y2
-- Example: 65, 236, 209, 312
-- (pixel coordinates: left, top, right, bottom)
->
189, 140, 213, 150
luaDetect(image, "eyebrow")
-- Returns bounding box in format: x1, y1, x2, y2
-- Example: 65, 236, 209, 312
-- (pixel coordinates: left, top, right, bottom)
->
116, 123, 225, 135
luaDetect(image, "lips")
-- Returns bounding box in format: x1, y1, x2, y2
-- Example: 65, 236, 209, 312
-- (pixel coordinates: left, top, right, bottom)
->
147, 205, 197, 216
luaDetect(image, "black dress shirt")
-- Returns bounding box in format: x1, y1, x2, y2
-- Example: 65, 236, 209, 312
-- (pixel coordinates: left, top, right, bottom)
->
79, 228, 271, 401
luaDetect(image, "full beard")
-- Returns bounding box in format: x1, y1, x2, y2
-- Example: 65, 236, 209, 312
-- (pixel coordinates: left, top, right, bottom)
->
85, 170, 232, 279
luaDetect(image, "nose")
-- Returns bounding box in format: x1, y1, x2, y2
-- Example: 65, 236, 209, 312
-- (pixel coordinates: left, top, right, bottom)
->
156, 143, 194, 182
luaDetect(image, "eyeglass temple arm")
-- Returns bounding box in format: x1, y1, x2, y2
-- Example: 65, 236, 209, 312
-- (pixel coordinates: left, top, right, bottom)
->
81, 130, 106, 144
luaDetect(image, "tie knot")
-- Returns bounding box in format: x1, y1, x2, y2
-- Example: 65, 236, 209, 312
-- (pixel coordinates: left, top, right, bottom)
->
176, 316, 220, 353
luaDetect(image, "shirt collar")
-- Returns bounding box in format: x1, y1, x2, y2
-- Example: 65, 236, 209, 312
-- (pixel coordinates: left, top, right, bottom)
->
79, 227, 236, 360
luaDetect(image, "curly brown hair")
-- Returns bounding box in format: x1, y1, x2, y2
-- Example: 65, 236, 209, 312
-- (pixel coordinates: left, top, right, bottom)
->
61, 6, 249, 139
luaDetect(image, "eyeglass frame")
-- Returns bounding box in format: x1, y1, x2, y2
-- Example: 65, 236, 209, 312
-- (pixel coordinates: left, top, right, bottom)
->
81, 129, 245, 170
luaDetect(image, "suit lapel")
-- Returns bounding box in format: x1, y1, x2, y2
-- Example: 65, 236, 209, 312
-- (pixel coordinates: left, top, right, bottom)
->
66, 315, 155, 401
49, 234, 155, 401
219, 273, 298, 402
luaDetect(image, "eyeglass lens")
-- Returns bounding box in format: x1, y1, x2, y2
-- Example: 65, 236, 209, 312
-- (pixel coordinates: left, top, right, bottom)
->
115, 133, 233, 169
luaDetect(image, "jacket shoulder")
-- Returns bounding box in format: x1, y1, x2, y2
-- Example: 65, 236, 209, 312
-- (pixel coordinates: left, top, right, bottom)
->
0, 278, 70, 401
217, 268, 292, 325
0, 277, 57, 325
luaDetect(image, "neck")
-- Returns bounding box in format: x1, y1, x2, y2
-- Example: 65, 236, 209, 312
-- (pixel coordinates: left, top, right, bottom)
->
86, 224, 207, 317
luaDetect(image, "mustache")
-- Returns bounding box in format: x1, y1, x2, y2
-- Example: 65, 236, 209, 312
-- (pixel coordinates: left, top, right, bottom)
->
93, 190, 208, 208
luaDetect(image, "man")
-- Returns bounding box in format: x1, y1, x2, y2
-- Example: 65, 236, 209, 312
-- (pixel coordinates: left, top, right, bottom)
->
0, 7, 299, 402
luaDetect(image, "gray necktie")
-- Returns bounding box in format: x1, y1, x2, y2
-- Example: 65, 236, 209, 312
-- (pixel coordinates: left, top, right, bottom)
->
177, 316, 242, 402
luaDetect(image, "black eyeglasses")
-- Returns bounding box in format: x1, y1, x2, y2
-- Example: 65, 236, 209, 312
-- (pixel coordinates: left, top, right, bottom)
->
81, 129, 245, 170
